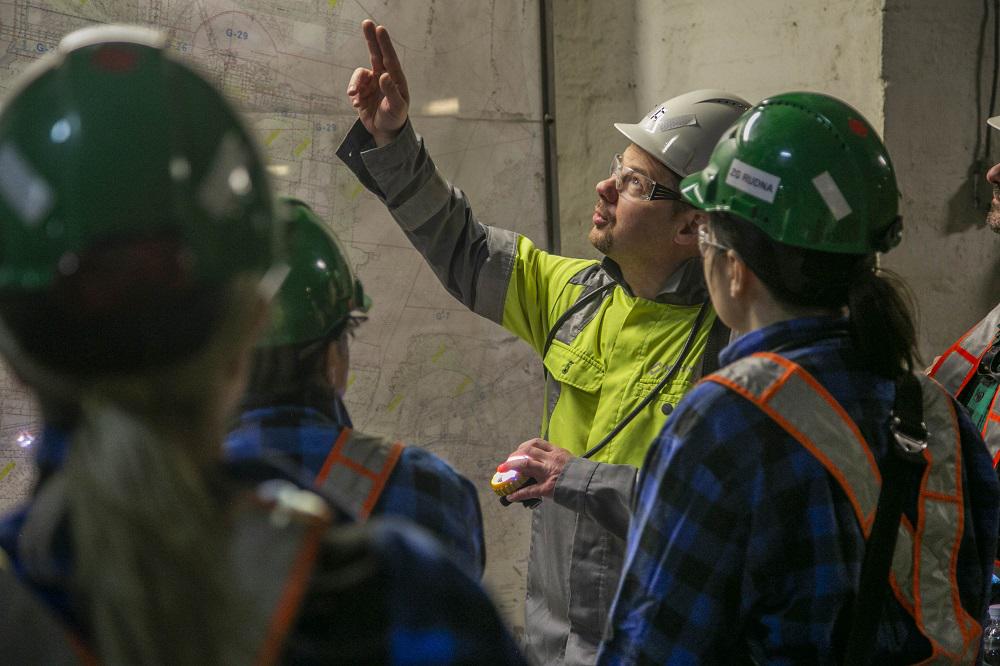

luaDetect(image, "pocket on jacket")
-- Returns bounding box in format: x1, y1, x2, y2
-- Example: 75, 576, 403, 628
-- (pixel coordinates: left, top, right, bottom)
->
543, 339, 605, 393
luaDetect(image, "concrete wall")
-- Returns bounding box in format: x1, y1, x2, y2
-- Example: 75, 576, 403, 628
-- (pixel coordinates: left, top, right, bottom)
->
881, 0, 1000, 359
552, 1, 638, 260
553, 0, 886, 258
633, 0, 886, 127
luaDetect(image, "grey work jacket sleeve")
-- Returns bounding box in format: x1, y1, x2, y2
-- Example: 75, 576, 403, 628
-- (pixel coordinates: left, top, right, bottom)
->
336, 119, 515, 325
552, 457, 637, 540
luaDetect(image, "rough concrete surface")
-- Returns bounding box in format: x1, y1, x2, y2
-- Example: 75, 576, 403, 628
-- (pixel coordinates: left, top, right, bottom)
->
552, 0, 638, 260
881, 0, 1000, 359
553, 0, 886, 260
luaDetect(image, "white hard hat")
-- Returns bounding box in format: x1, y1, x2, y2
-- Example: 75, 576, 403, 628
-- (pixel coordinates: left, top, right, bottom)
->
615, 89, 751, 176
988, 115, 1000, 130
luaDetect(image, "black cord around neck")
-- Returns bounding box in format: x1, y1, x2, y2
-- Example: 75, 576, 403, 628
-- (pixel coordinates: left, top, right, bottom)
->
581, 300, 711, 460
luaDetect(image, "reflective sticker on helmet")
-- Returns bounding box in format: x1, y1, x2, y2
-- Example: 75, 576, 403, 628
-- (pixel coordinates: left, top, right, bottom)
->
848, 118, 869, 138
0, 143, 53, 226
812, 171, 852, 221
725, 158, 779, 203
90, 44, 141, 73
645, 113, 698, 134
198, 132, 251, 220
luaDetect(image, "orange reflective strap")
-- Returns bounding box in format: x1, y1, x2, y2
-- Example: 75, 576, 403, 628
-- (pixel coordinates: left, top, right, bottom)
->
940, 397, 979, 660
756, 356, 795, 403
888, 516, 917, 616
757, 353, 881, 486
707, 354, 975, 659
358, 442, 404, 519
314, 428, 404, 520
254, 515, 327, 666
706, 353, 881, 534
315, 427, 353, 487
930, 304, 1000, 397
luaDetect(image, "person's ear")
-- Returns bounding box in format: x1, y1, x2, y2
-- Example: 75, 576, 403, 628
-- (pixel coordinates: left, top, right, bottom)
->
727, 252, 749, 299
674, 209, 708, 246
325, 335, 350, 396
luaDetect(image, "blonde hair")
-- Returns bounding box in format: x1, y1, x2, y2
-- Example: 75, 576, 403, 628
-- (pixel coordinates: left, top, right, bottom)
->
59, 276, 266, 664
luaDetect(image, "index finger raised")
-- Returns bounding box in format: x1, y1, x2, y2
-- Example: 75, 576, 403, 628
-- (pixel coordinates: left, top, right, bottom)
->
375, 25, 409, 101
362, 19, 385, 75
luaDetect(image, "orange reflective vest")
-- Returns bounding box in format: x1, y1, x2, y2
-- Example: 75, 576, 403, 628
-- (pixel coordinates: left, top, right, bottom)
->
929, 303, 1000, 462
706, 352, 980, 662
314, 427, 404, 520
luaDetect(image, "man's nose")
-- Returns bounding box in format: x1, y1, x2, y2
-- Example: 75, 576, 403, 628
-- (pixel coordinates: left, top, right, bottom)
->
596, 175, 618, 203
987, 162, 1000, 187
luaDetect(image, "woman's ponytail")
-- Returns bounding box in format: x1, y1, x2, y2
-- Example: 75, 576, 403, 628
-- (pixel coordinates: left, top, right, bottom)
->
846, 267, 919, 380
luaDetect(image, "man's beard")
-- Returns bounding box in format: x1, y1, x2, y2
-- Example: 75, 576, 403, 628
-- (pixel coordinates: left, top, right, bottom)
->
589, 225, 612, 254
589, 203, 613, 254
988, 186, 1000, 233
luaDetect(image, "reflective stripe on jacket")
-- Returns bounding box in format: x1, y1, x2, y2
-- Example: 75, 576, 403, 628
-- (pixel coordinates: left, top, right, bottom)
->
929, 302, 1000, 459
708, 352, 980, 661
314, 427, 404, 520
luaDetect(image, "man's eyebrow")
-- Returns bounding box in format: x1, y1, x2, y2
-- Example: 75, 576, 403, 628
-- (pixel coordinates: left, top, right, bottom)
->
625, 159, 676, 186
621, 159, 652, 178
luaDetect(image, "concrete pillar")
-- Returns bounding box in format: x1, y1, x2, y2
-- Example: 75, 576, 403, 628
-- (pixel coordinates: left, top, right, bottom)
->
881, 0, 1000, 359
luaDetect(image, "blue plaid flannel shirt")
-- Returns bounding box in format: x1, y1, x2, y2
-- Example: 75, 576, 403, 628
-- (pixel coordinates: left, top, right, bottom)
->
225, 403, 486, 577
598, 316, 1000, 664
0, 453, 522, 664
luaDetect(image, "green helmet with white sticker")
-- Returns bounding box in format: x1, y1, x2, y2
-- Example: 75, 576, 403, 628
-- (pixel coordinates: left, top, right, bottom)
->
0, 25, 278, 292
260, 198, 369, 347
680, 91, 902, 254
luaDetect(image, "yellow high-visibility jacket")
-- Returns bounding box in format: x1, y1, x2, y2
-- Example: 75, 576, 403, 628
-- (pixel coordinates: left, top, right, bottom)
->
338, 119, 722, 666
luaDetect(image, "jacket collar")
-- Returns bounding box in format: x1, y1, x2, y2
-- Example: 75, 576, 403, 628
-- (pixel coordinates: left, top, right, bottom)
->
600, 256, 708, 306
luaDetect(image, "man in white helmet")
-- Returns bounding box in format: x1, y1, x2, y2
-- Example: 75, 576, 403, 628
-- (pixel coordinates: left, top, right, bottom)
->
337, 20, 748, 664
928, 116, 1000, 476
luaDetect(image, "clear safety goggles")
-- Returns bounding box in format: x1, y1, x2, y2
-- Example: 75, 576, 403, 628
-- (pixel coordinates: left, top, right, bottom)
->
610, 153, 684, 202
697, 225, 732, 256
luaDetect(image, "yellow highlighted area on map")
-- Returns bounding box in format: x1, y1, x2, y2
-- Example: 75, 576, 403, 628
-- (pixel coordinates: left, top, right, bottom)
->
386, 394, 404, 412
293, 138, 312, 157
432, 343, 447, 361
264, 129, 282, 146
0, 461, 14, 482
453, 377, 472, 396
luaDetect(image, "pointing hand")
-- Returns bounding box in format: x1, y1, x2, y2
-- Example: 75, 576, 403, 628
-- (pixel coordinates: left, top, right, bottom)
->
347, 20, 410, 146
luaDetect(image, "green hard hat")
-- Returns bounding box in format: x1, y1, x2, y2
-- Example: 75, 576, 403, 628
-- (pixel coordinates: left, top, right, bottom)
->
0, 25, 279, 291
260, 198, 369, 347
680, 91, 902, 254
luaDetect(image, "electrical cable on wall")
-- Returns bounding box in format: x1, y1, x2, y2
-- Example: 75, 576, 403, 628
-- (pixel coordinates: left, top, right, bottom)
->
975, 0, 1000, 209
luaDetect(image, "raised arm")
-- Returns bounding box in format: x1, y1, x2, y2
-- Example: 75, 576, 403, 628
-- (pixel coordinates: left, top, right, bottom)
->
337, 21, 590, 346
